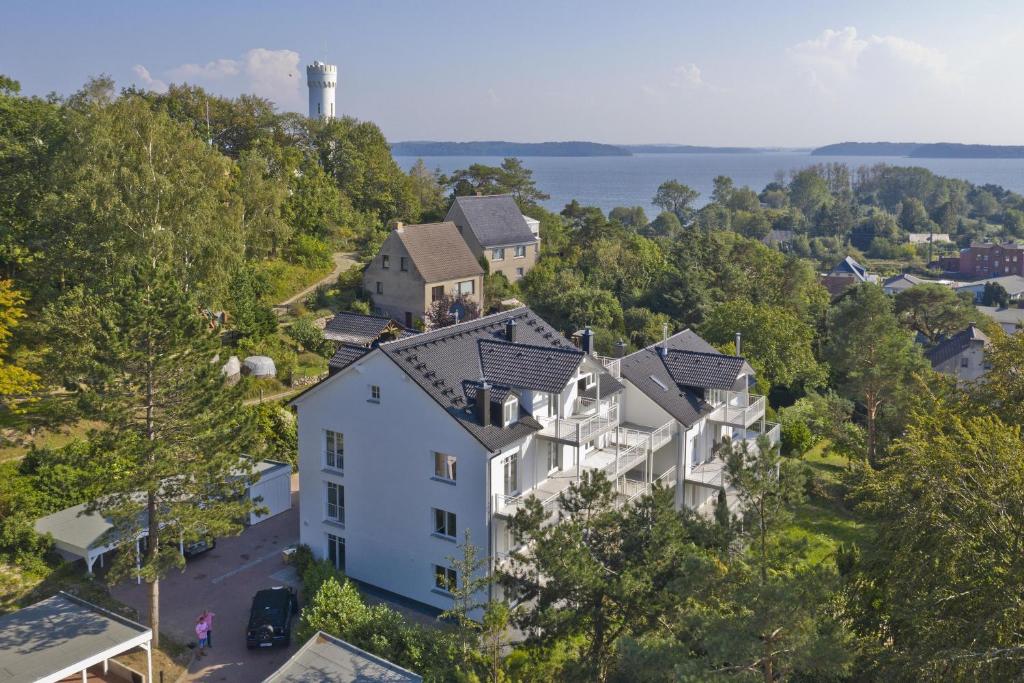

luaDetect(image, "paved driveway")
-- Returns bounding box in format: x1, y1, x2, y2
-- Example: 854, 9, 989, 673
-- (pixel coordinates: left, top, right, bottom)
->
112, 476, 301, 683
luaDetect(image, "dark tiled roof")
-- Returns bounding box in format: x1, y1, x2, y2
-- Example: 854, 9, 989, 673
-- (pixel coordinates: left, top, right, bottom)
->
620, 330, 746, 427
581, 373, 626, 400
925, 324, 989, 367
380, 308, 579, 451
832, 255, 869, 280
478, 339, 584, 394
323, 311, 401, 345
447, 195, 537, 247
462, 380, 516, 405
395, 222, 484, 283
662, 350, 746, 390
328, 343, 370, 373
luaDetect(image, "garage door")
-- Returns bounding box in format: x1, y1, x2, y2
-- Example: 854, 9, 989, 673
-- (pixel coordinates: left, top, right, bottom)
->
249, 469, 291, 524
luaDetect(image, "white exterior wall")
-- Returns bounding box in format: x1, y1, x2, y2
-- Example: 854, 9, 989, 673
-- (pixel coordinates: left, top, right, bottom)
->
295, 351, 499, 612
306, 62, 337, 120
620, 381, 674, 429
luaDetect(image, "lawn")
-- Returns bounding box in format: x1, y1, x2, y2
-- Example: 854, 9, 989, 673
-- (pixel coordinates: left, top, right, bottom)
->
782, 442, 873, 567
0, 395, 104, 462
254, 258, 334, 304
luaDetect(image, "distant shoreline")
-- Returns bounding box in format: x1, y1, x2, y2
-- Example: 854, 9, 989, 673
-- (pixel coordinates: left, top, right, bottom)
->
389, 141, 803, 157
390, 140, 1024, 159
812, 142, 1024, 159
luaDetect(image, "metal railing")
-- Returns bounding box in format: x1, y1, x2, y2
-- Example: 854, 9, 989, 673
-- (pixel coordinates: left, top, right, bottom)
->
538, 400, 619, 444
595, 355, 621, 378
708, 392, 766, 428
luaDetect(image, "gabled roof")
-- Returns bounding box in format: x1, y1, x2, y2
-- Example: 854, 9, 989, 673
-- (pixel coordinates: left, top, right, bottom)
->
977, 304, 1024, 330
831, 255, 870, 281
957, 275, 1024, 296
264, 630, 422, 683
447, 195, 538, 247
478, 339, 584, 394
925, 324, 990, 367
662, 349, 746, 390
328, 343, 372, 373
379, 308, 583, 451
323, 311, 405, 345
620, 330, 750, 427
394, 222, 484, 283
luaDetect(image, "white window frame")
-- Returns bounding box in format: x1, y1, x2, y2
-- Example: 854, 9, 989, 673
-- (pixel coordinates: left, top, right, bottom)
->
514, 245, 526, 258
502, 453, 519, 496
382, 255, 390, 269
326, 481, 345, 524
492, 247, 505, 261
503, 397, 518, 426
434, 565, 457, 593
325, 430, 344, 470
457, 280, 475, 296
546, 441, 559, 474
369, 384, 381, 403
327, 533, 345, 571
432, 508, 457, 539
433, 452, 457, 482
516, 267, 524, 277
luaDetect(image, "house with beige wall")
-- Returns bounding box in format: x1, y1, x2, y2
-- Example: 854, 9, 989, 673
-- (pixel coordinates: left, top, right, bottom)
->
363, 221, 484, 328
445, 195, 540, 282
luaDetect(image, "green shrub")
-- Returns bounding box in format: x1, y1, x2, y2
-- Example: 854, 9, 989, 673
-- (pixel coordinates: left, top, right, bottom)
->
287, 315, 332, 357
781, 418, 813, 457
287, 234, 332, 270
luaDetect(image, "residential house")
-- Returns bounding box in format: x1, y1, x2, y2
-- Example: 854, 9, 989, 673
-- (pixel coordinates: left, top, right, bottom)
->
925, 324, 990, 382
291, 307, 776, 612
976, 305, 1024, 334
363, 222, 484, 328
445, 195, 541, 281
955, 275, 1024, 303
907, 232, 951, 244
820, 256, 879, 297
881, 273, 955, 295
323, 311, 417, 377
958, 242, 1024, 278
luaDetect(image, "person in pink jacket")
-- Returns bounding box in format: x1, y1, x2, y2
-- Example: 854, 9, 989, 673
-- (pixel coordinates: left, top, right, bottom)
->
195, 617, 209, 656
200, 610, 216, 648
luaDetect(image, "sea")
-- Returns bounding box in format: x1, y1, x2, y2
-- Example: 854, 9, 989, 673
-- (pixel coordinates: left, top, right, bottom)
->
393, 152, 1024, 217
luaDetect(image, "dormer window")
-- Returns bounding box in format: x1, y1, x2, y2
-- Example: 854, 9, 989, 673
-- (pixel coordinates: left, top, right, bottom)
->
503, 397, 518, 426
577, 372, 595, 392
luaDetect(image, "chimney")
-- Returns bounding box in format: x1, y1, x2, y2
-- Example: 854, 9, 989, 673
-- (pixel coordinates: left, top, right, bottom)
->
581, 326, 594, 355
613, 339, 627, 358
505, 318, 517, 343
476, 380, 492, 426
735, 332, 742, 356
657, 345, 668, 359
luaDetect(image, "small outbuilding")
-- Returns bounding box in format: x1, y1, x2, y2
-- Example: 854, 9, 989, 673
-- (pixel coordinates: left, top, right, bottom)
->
263, 630, 422, 683
248, 459, 293, 525
0, 591, 153, 683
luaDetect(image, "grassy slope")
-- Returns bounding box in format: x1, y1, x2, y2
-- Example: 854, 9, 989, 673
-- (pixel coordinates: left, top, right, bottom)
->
783, 442, 873, 566
254, 258, 334, 304
0, 395, 103, 462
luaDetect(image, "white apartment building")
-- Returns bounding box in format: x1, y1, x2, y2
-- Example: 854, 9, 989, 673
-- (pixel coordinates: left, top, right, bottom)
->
292, 307, 777, 612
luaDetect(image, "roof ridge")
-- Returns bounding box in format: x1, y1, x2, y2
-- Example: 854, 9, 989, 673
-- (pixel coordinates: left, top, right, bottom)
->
477, 337, 585, 356
382, 307, 528, 349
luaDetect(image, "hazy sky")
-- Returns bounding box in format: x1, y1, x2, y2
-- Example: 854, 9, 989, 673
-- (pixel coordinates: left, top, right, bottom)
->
3, 1, 1023, 146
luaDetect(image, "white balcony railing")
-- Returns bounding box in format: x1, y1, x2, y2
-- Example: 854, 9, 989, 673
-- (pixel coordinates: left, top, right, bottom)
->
595, 355, 621, 378
538, 399, 619, 444
708, 392, 765, 429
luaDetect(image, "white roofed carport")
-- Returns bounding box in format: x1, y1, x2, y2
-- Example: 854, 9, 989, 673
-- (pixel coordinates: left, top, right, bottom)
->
0, 592, 152, 683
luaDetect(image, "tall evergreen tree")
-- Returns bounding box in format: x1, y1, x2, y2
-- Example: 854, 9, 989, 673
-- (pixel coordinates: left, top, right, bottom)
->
44, 268, 255, 645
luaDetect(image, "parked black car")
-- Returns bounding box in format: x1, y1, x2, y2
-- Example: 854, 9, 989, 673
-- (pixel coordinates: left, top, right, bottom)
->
182, 537, 216, 559
246, 586, 298, 649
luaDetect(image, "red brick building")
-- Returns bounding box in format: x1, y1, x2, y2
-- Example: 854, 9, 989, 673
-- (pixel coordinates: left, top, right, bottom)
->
959, 243, 1024, 278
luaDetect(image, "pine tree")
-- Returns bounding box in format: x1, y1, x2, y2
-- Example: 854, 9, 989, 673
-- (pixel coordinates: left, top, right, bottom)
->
45, 268, 256, 645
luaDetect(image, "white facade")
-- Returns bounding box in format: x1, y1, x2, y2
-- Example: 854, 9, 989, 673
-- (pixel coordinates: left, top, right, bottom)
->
307, 61, 337, 120
294, 322, 778, 611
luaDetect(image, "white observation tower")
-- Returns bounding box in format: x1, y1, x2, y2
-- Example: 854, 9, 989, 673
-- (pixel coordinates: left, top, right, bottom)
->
306, 61, 337, 120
